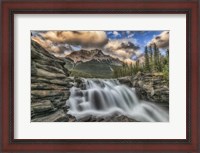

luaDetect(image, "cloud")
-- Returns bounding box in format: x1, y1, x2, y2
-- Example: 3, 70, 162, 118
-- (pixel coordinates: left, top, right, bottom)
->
119, 42, 140, 50
127, 33, 134, 38
124, 58, 136, 65
107, 31, 113, 35
32, 30, 141, 64
40, 31, 108, 48
113, 31, 120, 37
104, 39, 140, 62
149, 31, 169, 48
32, 36, 61, 53
32, 35, 72, 54
125, 31, 135, 38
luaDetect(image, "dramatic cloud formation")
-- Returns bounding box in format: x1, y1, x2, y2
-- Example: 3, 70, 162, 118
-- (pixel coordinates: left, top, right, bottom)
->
32, 36, 61, 53
148, 31, 169, 48
104, 39, 140, 62
32, 35, 76, 57
31, 30, 167, 64
40, 31, 108, 48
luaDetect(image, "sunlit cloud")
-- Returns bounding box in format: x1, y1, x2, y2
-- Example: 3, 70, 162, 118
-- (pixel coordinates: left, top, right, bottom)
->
148, 31, 169, 49
40, 31, 108, 48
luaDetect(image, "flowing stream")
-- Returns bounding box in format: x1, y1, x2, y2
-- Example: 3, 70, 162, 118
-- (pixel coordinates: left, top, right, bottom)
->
66, 79, 169, 122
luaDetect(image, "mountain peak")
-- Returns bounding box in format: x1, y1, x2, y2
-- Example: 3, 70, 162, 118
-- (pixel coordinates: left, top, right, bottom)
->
65, 49, 111, 63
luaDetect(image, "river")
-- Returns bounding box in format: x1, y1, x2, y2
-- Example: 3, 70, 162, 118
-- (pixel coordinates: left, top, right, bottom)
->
66, 79, 169, 122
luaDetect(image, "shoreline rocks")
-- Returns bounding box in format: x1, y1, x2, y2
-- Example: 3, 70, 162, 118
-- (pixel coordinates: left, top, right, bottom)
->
75, 115, 138, 122
132, 72, 169, 103
117, 76, 132, 87
117, 72, 169, 103
32, 109, 68, 122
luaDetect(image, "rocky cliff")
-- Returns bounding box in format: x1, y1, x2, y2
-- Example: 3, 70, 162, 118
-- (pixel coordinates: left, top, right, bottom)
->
31, 40, 73, 122
132, 72, 169, 103
117, 72, 169, 103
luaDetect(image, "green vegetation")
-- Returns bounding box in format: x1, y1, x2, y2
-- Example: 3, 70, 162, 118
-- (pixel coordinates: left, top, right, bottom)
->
144, 46, 150, 72
112, 62, 143, 78
69, 59, 121, 78
66, 43, 169, 80
113, 43, 169, 80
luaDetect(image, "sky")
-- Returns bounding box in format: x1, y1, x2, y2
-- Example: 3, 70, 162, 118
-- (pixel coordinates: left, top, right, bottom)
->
106, 31, 164, 50
31, 30, 169, 64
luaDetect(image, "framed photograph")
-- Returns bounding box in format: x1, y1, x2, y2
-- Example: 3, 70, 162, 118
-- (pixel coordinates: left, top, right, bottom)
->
0, 0, 199, 152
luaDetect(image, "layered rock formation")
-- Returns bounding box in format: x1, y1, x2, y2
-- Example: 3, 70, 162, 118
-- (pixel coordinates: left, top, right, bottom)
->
132, 72, 169, 103
117, 72, 169, 103
31, 40, 72, 122
76, 115, 138, 122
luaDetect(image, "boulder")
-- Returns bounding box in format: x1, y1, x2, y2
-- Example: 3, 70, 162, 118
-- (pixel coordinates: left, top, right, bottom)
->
35, 62, 66, 75
109, 115, 138, 122
31, 83, 68, 90
31, 90, 65, 98
34, 68, 66, 79
76, 115, 138, 122
118, 77, 133, 87
132, 72, 169, 103
31, 100, 55, 113
32, 110, 68, 122
67, 114, 77, 122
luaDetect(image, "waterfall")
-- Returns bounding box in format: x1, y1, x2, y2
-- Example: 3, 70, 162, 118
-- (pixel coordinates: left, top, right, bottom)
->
66, 79, 169, 122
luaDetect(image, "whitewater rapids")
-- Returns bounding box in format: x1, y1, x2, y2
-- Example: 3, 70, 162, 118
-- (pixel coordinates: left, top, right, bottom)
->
66, 79, 169, 122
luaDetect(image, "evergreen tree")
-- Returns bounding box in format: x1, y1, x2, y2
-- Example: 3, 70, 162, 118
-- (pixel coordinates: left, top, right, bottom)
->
136, 60, 139, 68
166, 49, 169, 59
153, 43, 159, 71
157, 52, 163, 72
136, 59, 140, 72
162, 49, 169, 82
149, 45, 153, 63
112, 46, 169, 79
144, 46, 150, 72
148, 45, 154, 72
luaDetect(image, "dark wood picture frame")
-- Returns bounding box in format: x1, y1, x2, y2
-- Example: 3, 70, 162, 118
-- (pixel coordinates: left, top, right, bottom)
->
0, 0, 199, 152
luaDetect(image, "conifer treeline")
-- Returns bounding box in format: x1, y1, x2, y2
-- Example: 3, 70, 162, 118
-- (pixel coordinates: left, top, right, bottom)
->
113, 43, 169, 80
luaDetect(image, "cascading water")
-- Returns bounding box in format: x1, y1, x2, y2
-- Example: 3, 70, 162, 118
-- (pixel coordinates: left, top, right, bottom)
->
66, 79, 169, 122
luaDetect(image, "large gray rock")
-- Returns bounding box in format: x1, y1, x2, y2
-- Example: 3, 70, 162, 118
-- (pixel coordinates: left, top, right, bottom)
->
77, 115, 138, 122
35, 62, 66, 75
32, 110, 68, 122
34, 68, 66, 79
118, 77, 132, 87
132, 72, 169, 103
31, 77, 74, 88
32, 100, 55, 113
31, 83, 68, 90
31, 90, 66, 98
